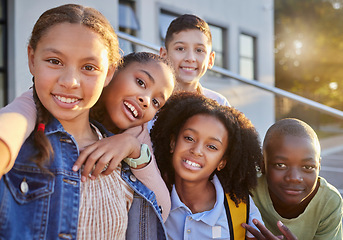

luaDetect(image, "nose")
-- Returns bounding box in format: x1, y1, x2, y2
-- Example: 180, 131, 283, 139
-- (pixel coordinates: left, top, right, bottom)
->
285, 168, 303, 183
58, 68, 80, 89
185, 50, 196, 62
138, 95, 151, 108
190, 143, 203, 157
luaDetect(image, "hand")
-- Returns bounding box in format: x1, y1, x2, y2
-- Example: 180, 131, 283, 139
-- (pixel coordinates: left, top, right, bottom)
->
241, 219, 298, 240
72, 133, 141, 182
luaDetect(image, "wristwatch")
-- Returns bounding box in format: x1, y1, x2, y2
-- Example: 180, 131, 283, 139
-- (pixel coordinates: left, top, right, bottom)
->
123, 144, 152, 168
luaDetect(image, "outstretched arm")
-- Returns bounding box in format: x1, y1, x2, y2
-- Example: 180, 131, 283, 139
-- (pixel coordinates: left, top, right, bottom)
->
0, 90, 36, 177
129, 125, 171, 222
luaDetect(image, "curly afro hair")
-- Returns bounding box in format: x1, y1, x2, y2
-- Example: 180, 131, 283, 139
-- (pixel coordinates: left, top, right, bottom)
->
150, 91, 262, 205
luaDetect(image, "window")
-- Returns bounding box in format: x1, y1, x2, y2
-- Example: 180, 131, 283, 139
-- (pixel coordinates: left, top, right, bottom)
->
118, 0, 139, 55
159, 10, 178, 46
239, 33, 256, 80
208, 23, 227, 68
0, 0, 7, 107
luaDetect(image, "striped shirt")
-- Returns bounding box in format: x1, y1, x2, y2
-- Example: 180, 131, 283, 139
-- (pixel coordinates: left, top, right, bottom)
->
77, 124, 134, 239
77, 166, 134, 239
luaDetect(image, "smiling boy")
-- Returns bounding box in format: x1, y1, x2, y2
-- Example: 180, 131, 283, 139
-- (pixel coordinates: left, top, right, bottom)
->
252, 118, 343, 240
160, 14, 230, 106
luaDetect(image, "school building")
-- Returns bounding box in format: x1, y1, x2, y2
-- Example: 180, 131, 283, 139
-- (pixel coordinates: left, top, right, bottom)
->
3, 0, 275, 137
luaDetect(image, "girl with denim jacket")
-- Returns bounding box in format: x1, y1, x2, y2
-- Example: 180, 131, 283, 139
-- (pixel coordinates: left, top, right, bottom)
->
0, 4, 174, 239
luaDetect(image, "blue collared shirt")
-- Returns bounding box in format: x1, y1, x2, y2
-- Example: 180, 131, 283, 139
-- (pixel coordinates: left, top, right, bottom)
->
165, 175, 262, 239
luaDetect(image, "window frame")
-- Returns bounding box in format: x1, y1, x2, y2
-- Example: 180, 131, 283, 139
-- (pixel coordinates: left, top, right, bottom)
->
239, 32, 257, 80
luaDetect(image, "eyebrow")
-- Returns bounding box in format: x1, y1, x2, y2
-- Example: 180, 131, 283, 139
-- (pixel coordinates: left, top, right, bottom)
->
172, 41, 206, 47
139, 69, 155, 84
274, 155, 316, 163
42, 47, 99, 62
139, 69, 169, 101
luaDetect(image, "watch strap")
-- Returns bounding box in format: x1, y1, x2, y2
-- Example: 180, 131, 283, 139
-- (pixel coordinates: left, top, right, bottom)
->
123, 144, 152, 168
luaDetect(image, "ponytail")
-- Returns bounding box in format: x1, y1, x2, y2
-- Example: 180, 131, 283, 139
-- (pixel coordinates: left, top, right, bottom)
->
32, 83, 53, 171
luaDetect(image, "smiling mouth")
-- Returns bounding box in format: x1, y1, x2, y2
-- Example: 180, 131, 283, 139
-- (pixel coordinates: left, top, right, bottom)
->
124, 101, 138, 118
54, 95, 80, 103
282, 187, 304, 195
181, 66, 197, 71
183, 159, 201, 168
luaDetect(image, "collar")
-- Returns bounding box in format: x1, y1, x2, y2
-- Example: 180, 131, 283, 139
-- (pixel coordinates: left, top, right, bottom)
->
43, 118, 112, 141
170, 175, 225, 226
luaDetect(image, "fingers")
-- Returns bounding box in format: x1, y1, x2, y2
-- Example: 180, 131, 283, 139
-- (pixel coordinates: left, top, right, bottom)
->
72, 144, 97, 172
79, 146, 105, 181
90, 152, 121, 177
249, 219, 282, 240
252, 219, 273, 237
277, 221, 298, 240
241, 222, 265, 240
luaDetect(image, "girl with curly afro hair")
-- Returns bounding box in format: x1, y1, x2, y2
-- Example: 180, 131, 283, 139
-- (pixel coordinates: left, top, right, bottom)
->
150, 91, 264, 239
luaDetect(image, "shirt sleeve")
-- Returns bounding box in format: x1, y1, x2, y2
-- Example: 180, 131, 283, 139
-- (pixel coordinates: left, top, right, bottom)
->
0, 89, 36, 173
125, 124, 171, 222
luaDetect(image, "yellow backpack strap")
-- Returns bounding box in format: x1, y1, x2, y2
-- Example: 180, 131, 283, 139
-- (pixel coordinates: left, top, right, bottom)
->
224, 193, 249, 240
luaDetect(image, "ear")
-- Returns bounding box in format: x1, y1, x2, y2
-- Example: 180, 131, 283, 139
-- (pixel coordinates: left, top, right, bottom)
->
104, 63, 116, 87
217, 159, 227, 171
207, 51, 216, 70
170, 135, 176, 153
27, 45, 35, 75
260, 158, 266, 174
160, 47, 168, 59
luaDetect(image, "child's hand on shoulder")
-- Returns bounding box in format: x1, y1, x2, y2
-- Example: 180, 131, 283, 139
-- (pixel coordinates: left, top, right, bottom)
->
242, 219, 298, 240
72, 133, 141, 181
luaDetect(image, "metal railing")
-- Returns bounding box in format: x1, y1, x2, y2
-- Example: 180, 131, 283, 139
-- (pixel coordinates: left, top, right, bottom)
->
117, 31, 343, 120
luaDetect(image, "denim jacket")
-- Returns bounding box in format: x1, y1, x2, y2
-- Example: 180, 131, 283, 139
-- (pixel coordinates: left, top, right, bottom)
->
0, 118, 167, 240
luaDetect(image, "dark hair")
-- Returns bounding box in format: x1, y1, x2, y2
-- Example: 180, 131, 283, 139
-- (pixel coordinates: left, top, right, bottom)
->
164, 14, 212, 49
150, 92, 262, 205
114, 51, 175, 78
263, 118, 321, 155
90, 51, 176, 133
31, 4, 120, 170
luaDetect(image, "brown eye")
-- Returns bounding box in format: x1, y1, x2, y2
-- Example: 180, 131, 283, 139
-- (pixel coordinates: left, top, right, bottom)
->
136, 78, 146, 88
48, 59, 62, 65
152, 98, 160, 108
83, 65, 96, 71
208, 145, 218, 151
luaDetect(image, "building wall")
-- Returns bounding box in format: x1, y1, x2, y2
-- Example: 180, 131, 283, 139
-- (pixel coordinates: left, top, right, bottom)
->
8, 0, 274, 138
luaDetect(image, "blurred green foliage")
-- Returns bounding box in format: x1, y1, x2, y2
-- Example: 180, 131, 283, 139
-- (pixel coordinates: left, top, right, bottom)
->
275, 0, 343, 131
275, 0, 343, 111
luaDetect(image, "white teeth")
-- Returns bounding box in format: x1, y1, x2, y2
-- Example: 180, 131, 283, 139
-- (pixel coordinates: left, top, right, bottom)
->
182, 67, 195, 71
124, 101, 138, 117
184, 159, 201, 168
55, 95, 78, 103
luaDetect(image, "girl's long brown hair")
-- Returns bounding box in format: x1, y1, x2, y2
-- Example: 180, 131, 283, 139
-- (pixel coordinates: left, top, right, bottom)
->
30, 4, 120, 169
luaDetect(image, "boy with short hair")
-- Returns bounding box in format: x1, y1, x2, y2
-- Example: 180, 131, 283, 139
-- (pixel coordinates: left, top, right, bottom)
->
160, 14, 230, 106
247, 118, 343, 239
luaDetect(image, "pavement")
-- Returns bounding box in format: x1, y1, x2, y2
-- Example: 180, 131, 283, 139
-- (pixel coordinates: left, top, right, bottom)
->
319, 134, 343, 197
